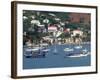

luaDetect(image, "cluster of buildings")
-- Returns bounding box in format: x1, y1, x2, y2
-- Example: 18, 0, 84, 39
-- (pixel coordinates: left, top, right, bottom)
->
23, 11, 91, 46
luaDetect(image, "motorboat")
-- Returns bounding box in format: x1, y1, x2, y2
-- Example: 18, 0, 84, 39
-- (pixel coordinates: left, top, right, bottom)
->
67, 52, 90, 58
24, 45, 50, 58
65, 49, 90, 58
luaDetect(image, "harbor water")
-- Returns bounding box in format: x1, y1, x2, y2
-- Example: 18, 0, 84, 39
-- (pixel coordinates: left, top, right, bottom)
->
23, 43, 91, 69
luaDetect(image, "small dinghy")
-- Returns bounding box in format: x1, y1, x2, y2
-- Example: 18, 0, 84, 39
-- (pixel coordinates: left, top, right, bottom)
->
64, 48, 74, 52
74, 46, 82, 49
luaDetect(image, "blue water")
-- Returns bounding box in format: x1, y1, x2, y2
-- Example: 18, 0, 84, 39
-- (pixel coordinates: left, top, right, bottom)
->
23, 43, 91, 69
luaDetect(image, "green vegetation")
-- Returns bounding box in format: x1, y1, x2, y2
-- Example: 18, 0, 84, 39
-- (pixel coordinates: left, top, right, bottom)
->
23, 10, 91, 44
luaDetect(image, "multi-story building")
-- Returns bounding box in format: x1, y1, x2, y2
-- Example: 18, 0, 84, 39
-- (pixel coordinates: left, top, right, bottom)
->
69, 13, 91, 24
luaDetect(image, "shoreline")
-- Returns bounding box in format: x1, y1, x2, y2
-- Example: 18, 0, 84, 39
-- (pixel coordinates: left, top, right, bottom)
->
55, 42, 90, 45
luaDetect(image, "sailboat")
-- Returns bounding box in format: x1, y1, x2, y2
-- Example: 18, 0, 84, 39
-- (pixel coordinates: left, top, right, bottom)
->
74, 42, 82, 49
53, 31, 58, 54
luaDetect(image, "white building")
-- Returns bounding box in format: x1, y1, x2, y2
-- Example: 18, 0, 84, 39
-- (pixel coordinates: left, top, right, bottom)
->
48, 26, 57, 32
